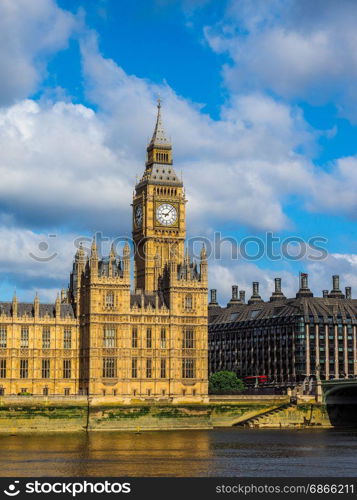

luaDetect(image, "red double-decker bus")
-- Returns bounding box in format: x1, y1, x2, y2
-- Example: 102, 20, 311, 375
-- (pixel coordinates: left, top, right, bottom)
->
244, 375, 268, 385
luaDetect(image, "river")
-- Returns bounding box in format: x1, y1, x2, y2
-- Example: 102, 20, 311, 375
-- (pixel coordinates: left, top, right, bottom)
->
0, 429, 357, 477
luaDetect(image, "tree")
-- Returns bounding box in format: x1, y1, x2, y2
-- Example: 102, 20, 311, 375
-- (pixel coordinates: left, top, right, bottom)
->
209, 371, 245, 394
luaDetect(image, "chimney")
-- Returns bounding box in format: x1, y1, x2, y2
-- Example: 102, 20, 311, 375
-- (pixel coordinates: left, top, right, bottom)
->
345, 286, 352, 300
328, 274, 344, 298
248, 282, 263, 304
270, 277, 286, 302
239, 290, 246, 303
227, 285, 240, 307
209, 289, 219, 307
322, 290, 328, 298
296, 273, 313, 298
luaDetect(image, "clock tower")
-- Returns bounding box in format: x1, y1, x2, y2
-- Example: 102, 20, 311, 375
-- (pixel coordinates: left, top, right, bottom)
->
133, 100, 186, 293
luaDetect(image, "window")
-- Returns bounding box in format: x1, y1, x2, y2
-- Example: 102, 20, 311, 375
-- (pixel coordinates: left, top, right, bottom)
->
132, 327, 138, 348
103, 326, 116, 348
103, 357, 116, 378
20, 359, 28, 379
146, 328, 152, 348
43, 387, 48, 396
182, 359, 195, 379
105, 292, 114, 308
160, 359, 166, 378
0, 359, 6, 378
63, 359, 71, 379
42, 359, 50, 379
64, 388, 70, 396
64, 328, 72, 349
0, 326, 7, 348
132, 358, 138, 378
42, 327, 50, 349
146, 358, 152, 378
183, 328, 195, 349
185, 294, 193, 310
160, 328, 166, 349
21, 327, 29, 348
0, 387, 4, 396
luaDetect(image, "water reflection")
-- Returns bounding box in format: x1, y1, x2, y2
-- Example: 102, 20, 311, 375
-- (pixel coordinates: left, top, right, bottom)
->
0, 429, 357, 477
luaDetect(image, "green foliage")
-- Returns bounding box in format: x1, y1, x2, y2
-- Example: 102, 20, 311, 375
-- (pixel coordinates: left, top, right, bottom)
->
209, 371, 245, 395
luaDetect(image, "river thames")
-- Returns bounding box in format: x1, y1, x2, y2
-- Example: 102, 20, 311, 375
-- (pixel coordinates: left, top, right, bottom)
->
0, 429, 357, 477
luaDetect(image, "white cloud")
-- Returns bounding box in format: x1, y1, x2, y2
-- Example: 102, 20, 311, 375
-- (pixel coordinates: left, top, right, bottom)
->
0, 0, 77, 106
205, 0, 357, 120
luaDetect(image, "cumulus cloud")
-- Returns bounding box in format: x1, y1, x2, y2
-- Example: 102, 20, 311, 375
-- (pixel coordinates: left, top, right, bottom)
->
205, 0, 357, 120
0, 0, 77, 106
210, 251, 357, 306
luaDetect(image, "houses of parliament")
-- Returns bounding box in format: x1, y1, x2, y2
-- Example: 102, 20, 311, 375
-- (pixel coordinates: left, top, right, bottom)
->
0, 102, 209, 400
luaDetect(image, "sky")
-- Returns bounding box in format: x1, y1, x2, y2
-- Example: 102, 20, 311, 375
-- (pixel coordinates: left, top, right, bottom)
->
0, 0, 356, 305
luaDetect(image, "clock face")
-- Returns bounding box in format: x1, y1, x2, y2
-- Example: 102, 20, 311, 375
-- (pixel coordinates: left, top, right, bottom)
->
135, 204, 143, 227
156, 203, 177, 226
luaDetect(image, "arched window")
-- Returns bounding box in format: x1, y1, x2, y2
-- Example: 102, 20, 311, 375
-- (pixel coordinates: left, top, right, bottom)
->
106, 292, 114, 308
185, 294, 193, 310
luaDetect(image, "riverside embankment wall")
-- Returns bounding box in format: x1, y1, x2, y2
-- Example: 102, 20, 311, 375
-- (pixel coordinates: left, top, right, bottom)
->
0, 396, 332, 432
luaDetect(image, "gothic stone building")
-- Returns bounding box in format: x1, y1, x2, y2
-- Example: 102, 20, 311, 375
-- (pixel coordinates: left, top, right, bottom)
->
209, 275, 357, 386
0, 103, 209, 400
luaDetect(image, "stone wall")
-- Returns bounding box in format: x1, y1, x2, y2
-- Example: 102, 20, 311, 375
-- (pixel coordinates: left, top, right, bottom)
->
0, 396, 333, 432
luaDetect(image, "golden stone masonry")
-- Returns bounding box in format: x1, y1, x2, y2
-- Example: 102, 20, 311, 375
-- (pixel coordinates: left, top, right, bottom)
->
0, 102, 209, 401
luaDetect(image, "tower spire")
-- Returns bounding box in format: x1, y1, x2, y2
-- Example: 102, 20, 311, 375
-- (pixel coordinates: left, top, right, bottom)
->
149, 98, 171, 148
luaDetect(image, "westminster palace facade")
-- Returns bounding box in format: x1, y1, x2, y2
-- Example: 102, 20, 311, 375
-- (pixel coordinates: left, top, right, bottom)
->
0, 102, 209, 401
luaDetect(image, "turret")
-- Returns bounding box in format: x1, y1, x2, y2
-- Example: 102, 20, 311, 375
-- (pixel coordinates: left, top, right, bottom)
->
345, 286, 352, 300
200, 244, 208, 283
90, 239, 98, 279
12, 292, 18, 318
123, 241, 130, 281
34, 293, 40, 317
239, 290, 246, 303
55, 293, 61, 318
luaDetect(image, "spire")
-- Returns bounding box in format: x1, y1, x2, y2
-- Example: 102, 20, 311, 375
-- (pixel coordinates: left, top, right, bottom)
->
149, 98, 171, 148
109, 242, 116, 260
91, 238, 98, 259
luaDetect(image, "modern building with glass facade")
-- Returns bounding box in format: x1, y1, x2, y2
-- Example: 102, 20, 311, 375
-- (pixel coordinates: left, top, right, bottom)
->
209, 275, 357, 387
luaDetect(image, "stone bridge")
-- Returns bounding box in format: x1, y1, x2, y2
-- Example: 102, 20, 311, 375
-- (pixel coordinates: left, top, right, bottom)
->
322, 379, 357, 427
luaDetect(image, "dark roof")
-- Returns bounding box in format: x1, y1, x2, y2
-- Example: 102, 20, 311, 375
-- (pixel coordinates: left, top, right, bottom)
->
0, 302, 75, 319
209, 296, 357, 327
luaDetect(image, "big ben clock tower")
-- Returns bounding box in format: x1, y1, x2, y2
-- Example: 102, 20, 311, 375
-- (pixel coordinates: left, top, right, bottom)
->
133, 100, 186, 292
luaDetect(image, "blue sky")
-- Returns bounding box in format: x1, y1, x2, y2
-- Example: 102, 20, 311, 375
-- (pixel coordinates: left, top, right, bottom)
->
0, 0, 356, 304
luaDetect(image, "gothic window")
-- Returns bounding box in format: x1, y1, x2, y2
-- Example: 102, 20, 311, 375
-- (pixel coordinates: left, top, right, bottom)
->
103, 326, 116, 348
146, 328, 152, 349
64, 328, 72, 349
185, 294, 193, 310
20, 359, 28, 379
103, 357, 116, 378
132, 358, 137, 378
183, 328, 195, 349
63, 359, 71, 379
105, 292, 114, 308
146, 359, 152, 378
182, 359, 195, 379
0, 359, 6, 378
42, 327, 50, 349
0, 326, 7, 348
160, 359, 166, 378
132, 327, 138, 348
160, 328, 166, 349
42, 359, 50, 379
20, 327, 29, 348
